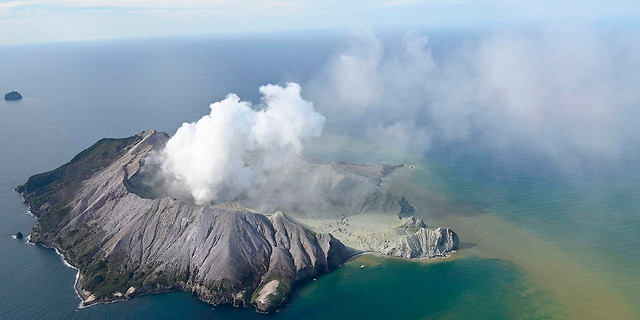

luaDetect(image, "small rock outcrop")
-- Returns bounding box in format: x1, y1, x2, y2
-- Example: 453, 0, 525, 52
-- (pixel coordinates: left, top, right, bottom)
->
379, 227, 459, 259
401, 216, 427, 229
14, 232, 23, 239
5, 91, 22, 101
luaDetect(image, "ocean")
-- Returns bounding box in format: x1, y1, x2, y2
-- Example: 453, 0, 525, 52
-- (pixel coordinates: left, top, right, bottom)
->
1, 33, 639, 319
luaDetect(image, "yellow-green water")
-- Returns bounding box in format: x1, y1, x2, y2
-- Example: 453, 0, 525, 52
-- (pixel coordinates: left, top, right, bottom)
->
306, 132, 640, 319
383, 159, 640, 320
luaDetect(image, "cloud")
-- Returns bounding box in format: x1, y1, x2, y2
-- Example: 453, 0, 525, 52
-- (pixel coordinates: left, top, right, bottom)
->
152, 82, 325, 205
381, 0, 469, 7
307, 27, 640, 164
0, 0, 299, 10
2, 0, 639, 45
0, 1, 35, 13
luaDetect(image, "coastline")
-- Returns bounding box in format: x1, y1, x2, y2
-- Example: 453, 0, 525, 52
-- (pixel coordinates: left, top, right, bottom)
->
33, 236, 146, 309
292, 213, 457, 260
20, 200, 122, 310
346, 249, 457, 263
18, 194, 91, 309
31, 237, 88, 308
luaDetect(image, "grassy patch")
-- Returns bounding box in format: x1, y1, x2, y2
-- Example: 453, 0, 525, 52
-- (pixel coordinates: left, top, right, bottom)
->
251, 277, 293, 312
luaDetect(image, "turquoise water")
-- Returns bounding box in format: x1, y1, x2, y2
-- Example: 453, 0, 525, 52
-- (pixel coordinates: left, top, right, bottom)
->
279, 256, 560, 320
1, 34, 639, 319
1, 255, 558, 320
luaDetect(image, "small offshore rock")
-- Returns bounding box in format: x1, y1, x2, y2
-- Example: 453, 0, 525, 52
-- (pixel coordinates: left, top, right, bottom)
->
5, 91, 22, 101
14, 232, 23, 239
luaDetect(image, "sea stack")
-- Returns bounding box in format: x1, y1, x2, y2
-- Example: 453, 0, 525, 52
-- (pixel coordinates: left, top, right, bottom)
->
5, 91, 22, 101
14, 232, 23, 239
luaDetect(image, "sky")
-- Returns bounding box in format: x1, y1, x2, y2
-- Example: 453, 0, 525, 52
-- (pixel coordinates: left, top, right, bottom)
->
1, 0, 639, 45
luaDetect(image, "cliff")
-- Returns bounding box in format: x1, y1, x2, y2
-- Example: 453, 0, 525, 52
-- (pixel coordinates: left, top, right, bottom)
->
377, 227, 459, 259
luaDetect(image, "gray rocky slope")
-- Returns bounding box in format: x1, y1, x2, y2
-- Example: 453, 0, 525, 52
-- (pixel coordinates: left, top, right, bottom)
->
18, 130, 458, 312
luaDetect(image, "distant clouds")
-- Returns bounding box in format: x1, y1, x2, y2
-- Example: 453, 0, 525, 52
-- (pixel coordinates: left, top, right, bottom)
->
0, 0, 638, 45
2, 0, 304, 10
0, 1, 34, 13
306, 27, 640, 165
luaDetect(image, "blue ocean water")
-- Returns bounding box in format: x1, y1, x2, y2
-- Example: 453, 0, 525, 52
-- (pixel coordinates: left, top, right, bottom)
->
0, 34, 638, 319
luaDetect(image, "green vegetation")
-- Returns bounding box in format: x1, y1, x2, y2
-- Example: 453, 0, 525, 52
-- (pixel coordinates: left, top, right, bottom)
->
18, 133, 145, 299
82, 255, 144, 298
268, 281, 291, 309
407, 227, 420, 234
251, 277, 293, 312
18, 135, 142, 240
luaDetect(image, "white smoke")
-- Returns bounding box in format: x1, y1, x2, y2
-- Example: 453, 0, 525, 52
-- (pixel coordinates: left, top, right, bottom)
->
308, 28, 640, 165
146, 27, 639, 205
156, 82, 325, 205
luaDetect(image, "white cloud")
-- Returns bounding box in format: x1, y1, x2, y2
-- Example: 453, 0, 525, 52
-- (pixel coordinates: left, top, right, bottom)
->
154, 82, 325, 205
308, 27, 640, 164
1, 0, 638, 45
0, 1, 35, 13
1, 0, 300, 9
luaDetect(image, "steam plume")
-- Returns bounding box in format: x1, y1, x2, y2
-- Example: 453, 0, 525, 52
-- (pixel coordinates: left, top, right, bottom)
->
156, 82, 325, 205
308, 28, 640, 165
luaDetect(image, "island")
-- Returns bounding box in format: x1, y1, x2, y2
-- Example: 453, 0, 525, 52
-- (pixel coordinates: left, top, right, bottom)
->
17, 130, 458, 312
5, 91, 22, 101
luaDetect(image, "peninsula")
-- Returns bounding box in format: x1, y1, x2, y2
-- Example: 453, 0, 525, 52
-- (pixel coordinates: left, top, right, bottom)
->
17, 130, 458, 312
